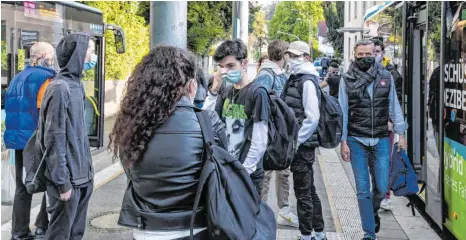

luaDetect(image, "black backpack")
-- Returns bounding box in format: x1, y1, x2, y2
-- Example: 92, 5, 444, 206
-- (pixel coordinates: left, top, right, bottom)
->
190, 110, 276, 240
22, 130, 47, 194
299, 75, 343, 149
250, 70, 299, 170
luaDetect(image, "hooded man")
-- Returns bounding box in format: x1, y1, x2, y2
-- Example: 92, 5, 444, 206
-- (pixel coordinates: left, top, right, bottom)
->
281, 41, 326, 240
5, 41, 56, 240
37, 33, 95, 240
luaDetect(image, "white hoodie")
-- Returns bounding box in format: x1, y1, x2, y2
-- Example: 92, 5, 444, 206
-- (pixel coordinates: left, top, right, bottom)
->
291, 61, 321, 147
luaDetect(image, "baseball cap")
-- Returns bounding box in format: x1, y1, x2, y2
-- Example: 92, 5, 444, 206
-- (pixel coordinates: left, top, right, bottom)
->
286, 41, 310, 56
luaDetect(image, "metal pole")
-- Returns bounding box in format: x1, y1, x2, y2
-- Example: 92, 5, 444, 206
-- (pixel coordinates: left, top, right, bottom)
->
150, 1, 187, 49
239, 1, 249, 45
232, 1, 248, 47
232, 2, 239, 39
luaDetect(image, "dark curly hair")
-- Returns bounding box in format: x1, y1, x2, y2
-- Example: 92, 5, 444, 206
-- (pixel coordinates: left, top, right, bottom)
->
108, 45, 196, 166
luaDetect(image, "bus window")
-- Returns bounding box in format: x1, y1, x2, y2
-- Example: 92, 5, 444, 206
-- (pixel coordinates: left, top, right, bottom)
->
82, 37, 105, 147
443, 2, 466, 239
1, 3, 15, 107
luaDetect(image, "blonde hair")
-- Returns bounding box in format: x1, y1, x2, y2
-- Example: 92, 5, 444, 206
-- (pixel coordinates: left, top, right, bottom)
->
29, 42, 54, 66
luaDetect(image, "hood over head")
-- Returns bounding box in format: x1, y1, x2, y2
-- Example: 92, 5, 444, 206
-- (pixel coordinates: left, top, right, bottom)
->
56, 33, 91, 81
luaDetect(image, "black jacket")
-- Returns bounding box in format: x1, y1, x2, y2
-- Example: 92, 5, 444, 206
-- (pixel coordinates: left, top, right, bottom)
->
344, 65, 391, 138
38, 33, 93, 194
385, 63, 403, 103
118, 97, 227, 231
282, 73, 320, 148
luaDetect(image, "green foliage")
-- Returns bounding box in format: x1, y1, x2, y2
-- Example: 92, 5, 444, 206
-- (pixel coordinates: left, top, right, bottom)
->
322, 2, 344, 56
187, 1, 232, 55
84, 1, 150, 80
1, 41, 7, 70
252, 10, 267, 56
428, 1, 442, 60
249, 4, 261, 33
268, 1, 324, 58
17, 49, 25, 71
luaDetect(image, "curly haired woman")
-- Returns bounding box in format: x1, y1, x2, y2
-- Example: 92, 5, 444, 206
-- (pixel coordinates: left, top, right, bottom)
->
109, 45, 226, 240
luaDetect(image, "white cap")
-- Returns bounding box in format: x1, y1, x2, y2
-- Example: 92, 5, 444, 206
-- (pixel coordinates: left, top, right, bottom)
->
286, 41, 310, 56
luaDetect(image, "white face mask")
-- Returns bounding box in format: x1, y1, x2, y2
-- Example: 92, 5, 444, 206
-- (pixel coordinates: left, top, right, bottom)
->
375, 55, 383, 64
288, 57, 305, 72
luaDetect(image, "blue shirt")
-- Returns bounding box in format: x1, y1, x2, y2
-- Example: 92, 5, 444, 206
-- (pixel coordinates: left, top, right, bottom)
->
338, 76, 408, 146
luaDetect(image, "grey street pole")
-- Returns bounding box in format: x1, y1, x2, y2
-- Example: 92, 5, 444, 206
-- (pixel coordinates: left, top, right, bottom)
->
232, 1, 248, 47
150, 1, 187, 49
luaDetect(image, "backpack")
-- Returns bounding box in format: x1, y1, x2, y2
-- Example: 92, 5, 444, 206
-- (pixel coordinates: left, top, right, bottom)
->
250, 70, 299, 171
306, 75, 343, 148
190, 110, 276, 240
390, 143, 419, 196
22, 130, 46, 194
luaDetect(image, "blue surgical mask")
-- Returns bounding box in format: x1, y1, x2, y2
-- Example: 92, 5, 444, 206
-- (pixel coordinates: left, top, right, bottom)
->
84, 54, 97, 71
451, 110, 456, 122
222, 70, 243, 84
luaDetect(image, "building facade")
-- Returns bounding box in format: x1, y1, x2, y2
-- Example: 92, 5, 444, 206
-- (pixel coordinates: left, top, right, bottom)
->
343, 1, 383, 69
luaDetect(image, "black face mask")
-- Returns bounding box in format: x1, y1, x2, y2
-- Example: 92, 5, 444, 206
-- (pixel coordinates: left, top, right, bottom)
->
355, 56, 375, 72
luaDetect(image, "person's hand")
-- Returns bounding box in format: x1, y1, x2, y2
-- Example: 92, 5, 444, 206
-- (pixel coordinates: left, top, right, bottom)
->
210, 69, 224, 95
60, 189, 72, 201
388, 121, 393, 132
340, 141, 351, 162
398, 134, 407, 152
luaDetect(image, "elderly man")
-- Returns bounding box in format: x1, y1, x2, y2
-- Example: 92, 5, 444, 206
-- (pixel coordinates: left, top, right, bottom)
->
5, 42, 56, 240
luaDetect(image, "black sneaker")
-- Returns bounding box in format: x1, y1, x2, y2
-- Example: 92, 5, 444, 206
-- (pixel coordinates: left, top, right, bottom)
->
375, 213, 381, 233
361, 238, 377, 240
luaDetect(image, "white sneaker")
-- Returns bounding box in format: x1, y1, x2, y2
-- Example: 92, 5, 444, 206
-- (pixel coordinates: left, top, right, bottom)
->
277, 207, 299, 228
380, 198, 392, 211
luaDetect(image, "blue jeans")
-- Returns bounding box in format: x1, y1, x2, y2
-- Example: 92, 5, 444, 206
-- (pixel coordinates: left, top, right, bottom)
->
347, 137, 390, 239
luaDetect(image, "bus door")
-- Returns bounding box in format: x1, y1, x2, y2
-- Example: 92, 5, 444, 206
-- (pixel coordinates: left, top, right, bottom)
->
82, 36, 105, 148
406, 2, 444, 228
0, 2, 126, 149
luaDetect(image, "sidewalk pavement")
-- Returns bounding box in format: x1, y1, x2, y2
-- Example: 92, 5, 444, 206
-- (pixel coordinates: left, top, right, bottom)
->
1, 145, 441, 240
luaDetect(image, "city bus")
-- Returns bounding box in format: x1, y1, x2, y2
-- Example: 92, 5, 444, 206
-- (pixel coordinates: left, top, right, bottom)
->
1, 1, 125, 148
364, 1, 465, 239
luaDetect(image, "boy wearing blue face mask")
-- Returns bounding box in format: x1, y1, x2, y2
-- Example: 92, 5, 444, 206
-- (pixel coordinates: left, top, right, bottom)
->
281, 41, 326, 240
203, 39, 270, 196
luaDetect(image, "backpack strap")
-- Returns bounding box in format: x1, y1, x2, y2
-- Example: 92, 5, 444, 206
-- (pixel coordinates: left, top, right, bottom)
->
190, 111, 216, 239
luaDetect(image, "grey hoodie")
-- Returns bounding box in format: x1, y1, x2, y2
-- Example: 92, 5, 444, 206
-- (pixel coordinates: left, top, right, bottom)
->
38, 33, 93, 194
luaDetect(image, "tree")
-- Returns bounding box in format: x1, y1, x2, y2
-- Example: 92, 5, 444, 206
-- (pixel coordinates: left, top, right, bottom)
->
268, 1, 324, 58
249, 4, 261, 33
84, 2, 149, 80
187, 1, 232, 56
322, 2, 344, 56
252, 10, 267, 59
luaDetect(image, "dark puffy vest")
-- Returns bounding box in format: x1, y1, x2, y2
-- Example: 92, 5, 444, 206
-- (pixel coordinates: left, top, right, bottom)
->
344, 70, 392, 138
282, 74, 319, 148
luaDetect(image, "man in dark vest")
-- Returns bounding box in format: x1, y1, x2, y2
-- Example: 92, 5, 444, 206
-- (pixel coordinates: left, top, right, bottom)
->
281, 41, 326, 240
338, 40, 408, 240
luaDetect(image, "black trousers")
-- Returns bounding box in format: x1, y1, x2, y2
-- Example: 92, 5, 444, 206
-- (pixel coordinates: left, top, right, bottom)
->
12, 150, 49, 237
290, 146, 324, 235
45, 181, 93, 240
